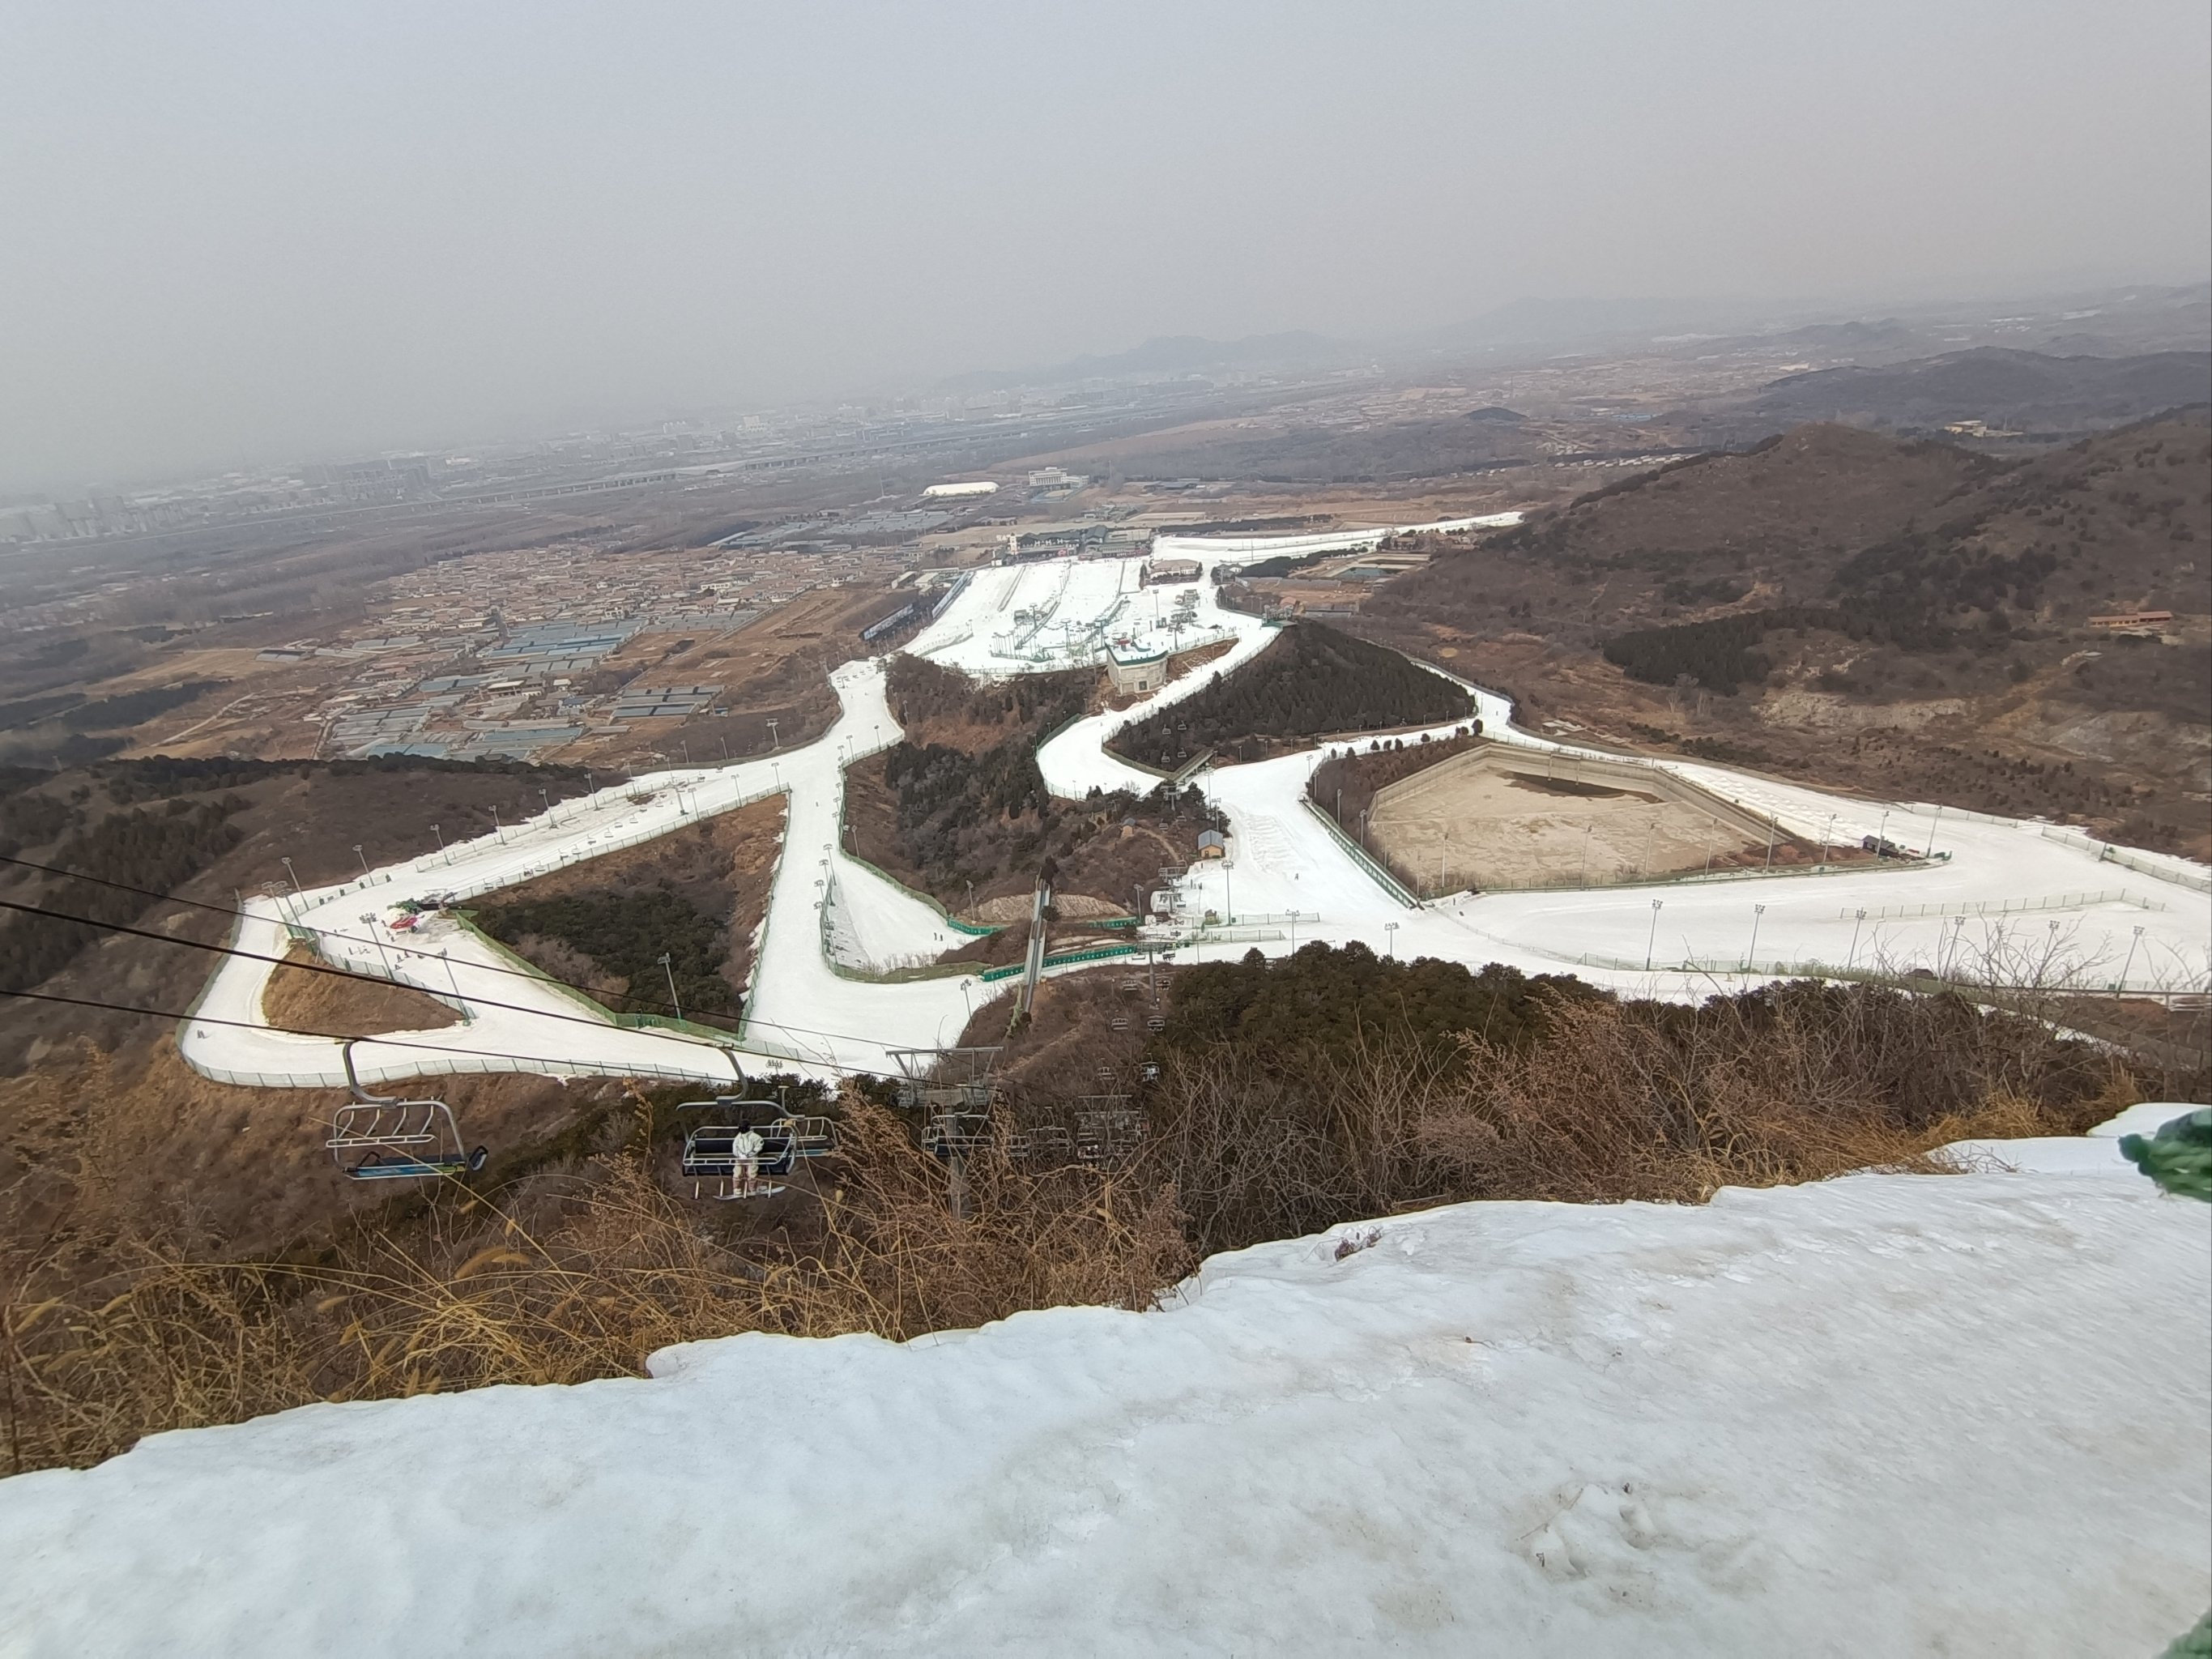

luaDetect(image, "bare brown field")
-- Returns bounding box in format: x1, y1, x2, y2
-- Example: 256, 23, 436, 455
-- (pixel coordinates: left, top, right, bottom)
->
1367, 745, 1797, 890
260, 944, 461, 1035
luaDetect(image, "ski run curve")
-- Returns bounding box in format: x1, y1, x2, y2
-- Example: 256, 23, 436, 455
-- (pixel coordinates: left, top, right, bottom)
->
176, 524, 2211, 1093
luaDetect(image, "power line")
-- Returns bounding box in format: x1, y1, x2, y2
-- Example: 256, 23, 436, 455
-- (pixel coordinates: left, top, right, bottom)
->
0, 849, 720, 1027
0, 983, 905, 1085
0, 850, 940, 1060
0, 893, 896, 1078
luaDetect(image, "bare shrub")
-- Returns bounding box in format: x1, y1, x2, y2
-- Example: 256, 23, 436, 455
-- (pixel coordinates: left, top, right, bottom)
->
2, 1095, 1187, 1475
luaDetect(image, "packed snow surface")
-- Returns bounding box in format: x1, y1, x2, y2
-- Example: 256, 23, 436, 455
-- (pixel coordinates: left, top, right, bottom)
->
2, 1105, 2205, 1657
174, 527, 2210, 1096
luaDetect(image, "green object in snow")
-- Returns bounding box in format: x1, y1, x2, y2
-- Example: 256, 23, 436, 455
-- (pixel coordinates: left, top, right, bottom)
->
2163, 1607, 2211, 1658
2119, 1108, 2212, 1204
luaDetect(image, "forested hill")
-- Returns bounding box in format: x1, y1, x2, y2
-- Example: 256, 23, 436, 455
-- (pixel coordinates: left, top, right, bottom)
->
1106, 623, 1473, 770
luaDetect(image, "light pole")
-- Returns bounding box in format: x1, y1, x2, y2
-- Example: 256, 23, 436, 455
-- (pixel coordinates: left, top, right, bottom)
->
538, 787, 551, 824
1581, 821, 1593, 886
1847, 907, 1866, 970
1384, 920, 1399, 959
1876, 808, 1890, 855
432, 822, 446, 865
1927, 804, 1945, 859
439, 948, 466, 1017
1745, 902, 1766, 970
767, 719, 780, 751
1820, 813, 1836, 865
352, 843, 369, 879
1763, 815, 1778, 869
1646, 898, 1664, 972
491, 804, 505, 844
280, 856, 302, 906
2119, 923, 2146, 992
679, 740, 690, 766
360, 914, 394, 977
658, 952, 684, 1022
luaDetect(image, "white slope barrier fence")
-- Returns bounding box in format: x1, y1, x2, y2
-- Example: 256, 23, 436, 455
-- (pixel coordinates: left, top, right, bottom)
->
182, 1048, 728, 1091
390, 781, 787, 911
1839, 890, 2167, 922
2039, 825, 2212, 895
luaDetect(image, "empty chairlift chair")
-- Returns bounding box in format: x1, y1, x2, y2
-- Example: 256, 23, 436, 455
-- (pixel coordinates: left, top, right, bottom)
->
923, 1111, 994, 1163
1008, 1124, 1072, 1164
326, 1041, 488, 1183
1074, 1097, 1147, 1164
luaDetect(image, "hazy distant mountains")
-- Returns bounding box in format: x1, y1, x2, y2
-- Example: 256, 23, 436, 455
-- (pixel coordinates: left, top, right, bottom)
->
944, 281, 2210, 392
1740, 348, 2211, 431
939, 331, 1357, 390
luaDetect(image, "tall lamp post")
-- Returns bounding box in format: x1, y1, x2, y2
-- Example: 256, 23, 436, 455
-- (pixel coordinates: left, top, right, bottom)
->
658, 952, 684, 1023
2119, 923, 2146, 992
1646, 898, 1664, 972
352, 843, 370, 880
1745, 902, 1767, 970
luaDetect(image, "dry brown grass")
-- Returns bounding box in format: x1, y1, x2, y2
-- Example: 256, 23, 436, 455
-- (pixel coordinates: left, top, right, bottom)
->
2, 980, 2179, 1476
1129, 983, 2150, 1255
2, 1091, 1187, 1474
261, 944, 460, 1034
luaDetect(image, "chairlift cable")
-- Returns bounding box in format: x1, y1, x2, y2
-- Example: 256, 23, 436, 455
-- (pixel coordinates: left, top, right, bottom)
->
0, 848, 737, 1030
0, 859, 949, 1060
0, 983, 910, 1084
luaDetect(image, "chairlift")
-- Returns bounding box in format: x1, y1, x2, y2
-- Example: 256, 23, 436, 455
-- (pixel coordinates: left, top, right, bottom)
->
923, 1111, 994, 1162
327, 1041, 487, 1183
676, 1095, 838, 1201
1009, 1124, 1072, 1163
1147, 1015, 1166, 1033
1109, 1015, 1130, 1032
1075, 1099, 1147, 1164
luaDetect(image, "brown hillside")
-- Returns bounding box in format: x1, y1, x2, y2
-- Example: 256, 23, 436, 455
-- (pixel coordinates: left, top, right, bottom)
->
1362, 415, 2212, 856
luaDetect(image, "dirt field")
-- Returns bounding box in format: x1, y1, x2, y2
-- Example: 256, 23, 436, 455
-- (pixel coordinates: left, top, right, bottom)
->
261, 944, 461, 1036
1366, 746, 1793, 892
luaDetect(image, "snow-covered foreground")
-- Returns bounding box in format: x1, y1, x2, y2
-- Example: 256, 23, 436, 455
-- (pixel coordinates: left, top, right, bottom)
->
2, 1104, 2204, 1657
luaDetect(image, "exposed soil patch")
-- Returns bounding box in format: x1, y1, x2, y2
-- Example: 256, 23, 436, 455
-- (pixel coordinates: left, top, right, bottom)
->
1507, 772, 1647, 801
260, 944, 461, 1035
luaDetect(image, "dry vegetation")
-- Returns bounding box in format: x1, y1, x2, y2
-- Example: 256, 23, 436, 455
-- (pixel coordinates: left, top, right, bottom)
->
1365, 414, 2212, 854
260, 944, 461, 1034
8, 944, 2187, 1477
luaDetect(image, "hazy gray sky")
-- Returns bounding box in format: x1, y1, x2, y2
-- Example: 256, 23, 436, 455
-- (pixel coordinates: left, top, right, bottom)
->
3, 0, 2206, 491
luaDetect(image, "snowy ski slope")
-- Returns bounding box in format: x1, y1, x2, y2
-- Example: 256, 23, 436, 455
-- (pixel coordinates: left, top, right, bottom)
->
176, 527, 2210, 1094
2, 1102, 2203, 1657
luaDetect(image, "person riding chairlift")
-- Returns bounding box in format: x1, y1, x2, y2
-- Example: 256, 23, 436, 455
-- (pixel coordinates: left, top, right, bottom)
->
729, 1125, 765, 1200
